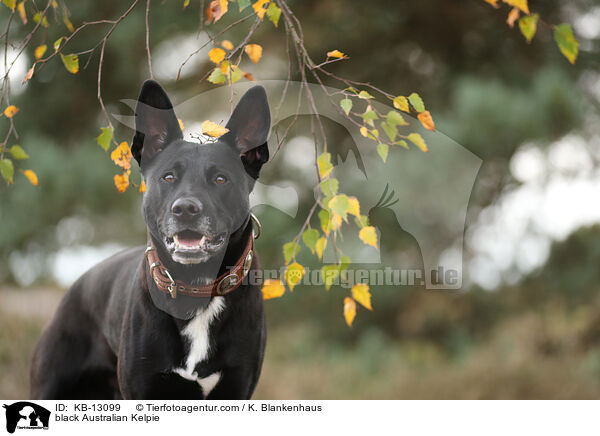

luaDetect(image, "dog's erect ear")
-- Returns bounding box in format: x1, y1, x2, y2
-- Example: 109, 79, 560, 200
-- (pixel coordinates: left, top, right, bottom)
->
131, 80, 183, 167
222, 86, 270, 179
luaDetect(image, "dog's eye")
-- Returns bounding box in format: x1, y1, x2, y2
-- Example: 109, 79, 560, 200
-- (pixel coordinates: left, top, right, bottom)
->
214, 175, 227, 184
163, 173, 176, 183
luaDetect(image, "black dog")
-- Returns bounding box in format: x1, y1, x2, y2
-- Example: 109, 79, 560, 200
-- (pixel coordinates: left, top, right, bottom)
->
30, 81, 269, 399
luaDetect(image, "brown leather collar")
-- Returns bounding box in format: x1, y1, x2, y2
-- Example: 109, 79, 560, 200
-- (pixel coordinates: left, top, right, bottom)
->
144, 214, 259, 299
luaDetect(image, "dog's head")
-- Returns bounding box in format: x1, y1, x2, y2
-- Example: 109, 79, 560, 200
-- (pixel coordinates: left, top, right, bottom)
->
132, 80, 270, 265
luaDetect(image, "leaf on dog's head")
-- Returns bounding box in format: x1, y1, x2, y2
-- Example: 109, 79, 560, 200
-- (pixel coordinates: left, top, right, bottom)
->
201, 120, 229, 137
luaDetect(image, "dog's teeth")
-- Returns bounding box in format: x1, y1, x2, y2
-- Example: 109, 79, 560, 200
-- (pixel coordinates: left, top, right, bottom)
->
199, 236, 206, 246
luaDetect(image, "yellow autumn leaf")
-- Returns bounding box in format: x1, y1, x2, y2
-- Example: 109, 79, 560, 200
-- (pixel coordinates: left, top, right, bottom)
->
261, 279, 285, 300
17, 1, 26, 24
34, 44, 47, 60
245, 44, 262, 64
330, 212, 342, 231
114, 171, 130, 193
64, 16, 75, 32
22, 65, 34, 84
315, 236, 327, 260
417, 110, 436, 131
393, 96, 409, 112
221, 40, 234, 50
23, 169, 38, 186
201, 120, 230, 137
206, 0, 228, 23
139, 180, 147, 193
351, 283, 372, 311
344, 297, 356, 327
483, 0, 499, 7
252, 0, 269, 19
110, 142, 133, 170
327, 49, 345, 59
506, 7, 519, 28
502, 0, 528, 14
359, 225, 378, 249
178, 118, 185, 131
285, 262, 305, 292
360, 126, 368, 137
3, 105, 19, 118
209, 47, 226, 64
348, 196, 360, 218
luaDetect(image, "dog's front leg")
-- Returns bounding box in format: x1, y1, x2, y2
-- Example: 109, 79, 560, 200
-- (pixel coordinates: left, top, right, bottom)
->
205, 366, 254, 400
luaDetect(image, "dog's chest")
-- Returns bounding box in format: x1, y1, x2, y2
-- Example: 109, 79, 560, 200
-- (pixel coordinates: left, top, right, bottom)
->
172, 297, 225, 397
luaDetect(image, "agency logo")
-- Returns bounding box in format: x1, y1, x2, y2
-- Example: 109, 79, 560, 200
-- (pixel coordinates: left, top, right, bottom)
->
2, 402, 50, 434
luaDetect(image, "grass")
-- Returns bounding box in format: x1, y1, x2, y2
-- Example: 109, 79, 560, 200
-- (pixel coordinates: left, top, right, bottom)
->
1, 288, 600, 399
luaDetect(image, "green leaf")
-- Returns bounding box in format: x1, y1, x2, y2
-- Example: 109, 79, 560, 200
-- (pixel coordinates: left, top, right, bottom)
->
519, 13, 538, 43
53, 36, 64, 52
96, 126, 113, 152
60, 53, 79, 74
408, 92, 425, 112
340, 98, 352, 116
9, 145, 29, 160
238, 0, 251, 11
361, 106, 378, 127
229, 65, 243, 84
0, 159, 14, 184
2, 0, 16, 11
321, 264, 339, 290
302, 228, 320, 253
386, 110, 407, 126
358, 90, 374, 99
33, 12, 49, 28
554, 23, 579, 64
317, 152, 333, 179
328, 194, 350, 220
283, 241, 300, 265
266, 2, 281, 27
319, 177, 339, 198
381, 122, 397, 142
319, 209, 331, 234
407, 133, 428, 152
395, 139, 409, 149
354, 214, 369, 228
207, 67, 226, 84
339, 255, 350, 272
377, 143, 389, 163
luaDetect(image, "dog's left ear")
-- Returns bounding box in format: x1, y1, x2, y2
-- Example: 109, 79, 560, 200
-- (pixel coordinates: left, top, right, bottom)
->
222, 86, 270, 179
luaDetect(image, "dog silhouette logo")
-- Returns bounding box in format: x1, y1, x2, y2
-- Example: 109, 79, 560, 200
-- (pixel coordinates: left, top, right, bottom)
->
2, 402, 50, 434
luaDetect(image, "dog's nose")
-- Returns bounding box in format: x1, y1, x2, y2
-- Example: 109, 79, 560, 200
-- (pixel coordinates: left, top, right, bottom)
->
171, 197, 202, 217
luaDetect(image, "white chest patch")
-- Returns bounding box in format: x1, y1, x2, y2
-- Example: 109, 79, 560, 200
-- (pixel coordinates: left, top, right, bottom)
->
172, 297, 225, 397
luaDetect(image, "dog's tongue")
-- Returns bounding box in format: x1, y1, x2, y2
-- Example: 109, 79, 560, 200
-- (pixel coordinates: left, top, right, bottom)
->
175, 231, 205, 248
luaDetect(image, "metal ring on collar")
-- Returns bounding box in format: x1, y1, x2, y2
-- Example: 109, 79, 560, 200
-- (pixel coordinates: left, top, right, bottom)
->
250, 212, 261, 239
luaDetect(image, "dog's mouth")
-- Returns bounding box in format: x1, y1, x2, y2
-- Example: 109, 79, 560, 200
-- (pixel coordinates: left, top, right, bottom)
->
164, 230, 226, 262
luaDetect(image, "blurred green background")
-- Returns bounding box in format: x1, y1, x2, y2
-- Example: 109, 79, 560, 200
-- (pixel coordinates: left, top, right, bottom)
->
2, 0, 600, 399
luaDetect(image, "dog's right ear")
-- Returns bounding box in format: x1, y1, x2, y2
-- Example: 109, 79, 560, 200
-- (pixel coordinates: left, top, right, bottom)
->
131, 80, 183, 167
